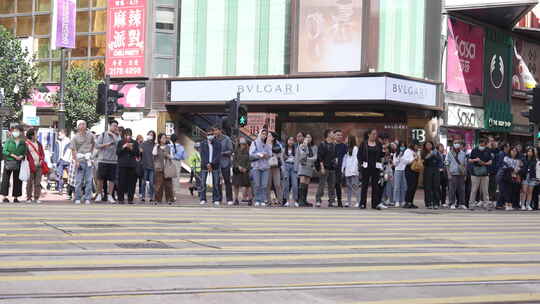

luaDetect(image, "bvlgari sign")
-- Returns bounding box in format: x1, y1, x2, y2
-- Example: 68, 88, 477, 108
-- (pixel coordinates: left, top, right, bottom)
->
170, 76, 438, 107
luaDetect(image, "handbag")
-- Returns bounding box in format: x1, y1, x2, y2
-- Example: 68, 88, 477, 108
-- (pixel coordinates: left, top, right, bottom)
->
164, 159, 177, 179
19, 160, 30, 181
410, 157, 424, 173
5, 159, 20, 171
472, 165, 488, 177
269, 155, 279, 167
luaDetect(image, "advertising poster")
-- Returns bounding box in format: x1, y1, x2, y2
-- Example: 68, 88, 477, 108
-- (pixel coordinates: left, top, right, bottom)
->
51, 0, 76, 49
30, 85, 59, 108
446, 18, 484, 95
106, 0, 146, 78
297, 0, 362, 72
513, 39, 540, 91
484, 30, 512, 104
109, 83, 146, 108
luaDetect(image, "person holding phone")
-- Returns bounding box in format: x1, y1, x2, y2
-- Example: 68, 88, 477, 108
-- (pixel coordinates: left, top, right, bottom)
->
116, 128, 139, 204
249, 129, 272, 207
199, 128, 222, 206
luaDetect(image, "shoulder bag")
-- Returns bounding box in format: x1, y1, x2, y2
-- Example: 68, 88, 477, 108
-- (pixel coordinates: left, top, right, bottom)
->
410, 153, 424, 173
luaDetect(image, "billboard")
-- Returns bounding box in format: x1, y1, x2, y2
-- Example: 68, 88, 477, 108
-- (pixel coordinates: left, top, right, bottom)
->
513, 39, 539, 91
446, 18, 484, 95
106, 0, 146, 78
51, 0, 76, 49
110, 83, 146, 108
297, 0, 362, 72
30, 85, 59, 108
484, 30, 512, 104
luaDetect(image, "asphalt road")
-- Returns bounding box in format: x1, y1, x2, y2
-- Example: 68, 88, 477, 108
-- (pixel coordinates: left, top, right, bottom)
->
0, 203, 539, 304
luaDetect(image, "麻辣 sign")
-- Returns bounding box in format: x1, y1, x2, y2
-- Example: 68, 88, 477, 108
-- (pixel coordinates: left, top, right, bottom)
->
106, 0, 146, 78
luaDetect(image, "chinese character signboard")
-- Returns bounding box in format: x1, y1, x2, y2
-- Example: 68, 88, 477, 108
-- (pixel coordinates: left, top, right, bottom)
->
446, 18, 484, 96
106, 0, 146, 78
51, 0, 76, 49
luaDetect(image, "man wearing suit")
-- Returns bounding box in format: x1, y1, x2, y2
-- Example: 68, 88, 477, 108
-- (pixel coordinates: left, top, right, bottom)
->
199, 128, 222, 206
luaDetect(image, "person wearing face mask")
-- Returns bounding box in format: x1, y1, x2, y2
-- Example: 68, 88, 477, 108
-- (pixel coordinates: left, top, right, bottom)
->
1, 126, 27, 203
139, 131, 156, 202
437, 144, 448, 207
446, 140, 467, 209
52, 129, 71, 195
249, 129, 272, 207
116, 128, 140, 204
393, 141, 414, 208
199, 128, 222, 205
468, 139, 493, 208
25, 129, 47, 203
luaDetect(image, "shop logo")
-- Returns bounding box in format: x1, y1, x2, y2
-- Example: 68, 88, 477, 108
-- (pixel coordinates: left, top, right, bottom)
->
456, 36, 476, 60
490, 54, 505, 89
457, 107, 477, 127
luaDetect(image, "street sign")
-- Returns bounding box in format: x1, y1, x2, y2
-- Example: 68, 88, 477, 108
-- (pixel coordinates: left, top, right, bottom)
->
121, 112, 143, 121
23, 116, 40, 126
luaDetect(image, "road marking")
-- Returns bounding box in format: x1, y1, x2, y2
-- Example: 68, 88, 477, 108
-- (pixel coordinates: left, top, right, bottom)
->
4, 251, 540, 268
354, 293, 540, 304
1, 262, 539, 282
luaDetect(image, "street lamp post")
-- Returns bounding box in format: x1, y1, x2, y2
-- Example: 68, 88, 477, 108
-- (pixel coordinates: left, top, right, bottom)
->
58, 47, 67, 130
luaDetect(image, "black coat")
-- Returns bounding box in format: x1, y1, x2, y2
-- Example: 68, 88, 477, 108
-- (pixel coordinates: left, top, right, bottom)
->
200, 139, 222, 170
116, 139, 140, 168
357, 141, 383, 170
520, 158, 537, 180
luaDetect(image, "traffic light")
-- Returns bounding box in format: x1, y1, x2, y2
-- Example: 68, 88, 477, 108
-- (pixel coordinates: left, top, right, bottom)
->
238, 104, 248, 127
96, 82, 125, 116
522, 86, 540, 123
225, 98, 239, 129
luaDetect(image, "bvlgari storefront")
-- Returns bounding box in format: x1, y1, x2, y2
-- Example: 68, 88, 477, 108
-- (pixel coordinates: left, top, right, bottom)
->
163, 73, 441, 143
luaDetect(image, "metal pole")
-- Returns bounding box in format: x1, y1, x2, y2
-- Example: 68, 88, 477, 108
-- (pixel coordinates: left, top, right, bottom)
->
104, 75, 110, 132
58, 48, 66, 130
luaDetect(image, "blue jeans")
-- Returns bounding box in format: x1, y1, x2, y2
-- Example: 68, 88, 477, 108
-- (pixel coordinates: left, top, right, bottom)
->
252, 168, 269, 203
56, 160, 70, 192
75, 162, 93, 201
140, 168, 155, 200
282, 163, 298, 203
200, 170, 222, 202
393, 170, 407, 204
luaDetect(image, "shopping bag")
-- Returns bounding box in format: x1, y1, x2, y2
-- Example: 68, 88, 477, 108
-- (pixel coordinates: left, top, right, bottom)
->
19, 160, 30, 181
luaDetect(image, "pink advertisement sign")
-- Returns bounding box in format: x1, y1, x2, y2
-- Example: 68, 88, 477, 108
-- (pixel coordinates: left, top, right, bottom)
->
110, 83, 145, 108
31, 85, 59, 108
446, 18, 485, 96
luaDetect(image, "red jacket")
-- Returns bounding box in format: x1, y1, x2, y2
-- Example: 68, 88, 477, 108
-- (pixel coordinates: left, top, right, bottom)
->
26, 140, 45, 174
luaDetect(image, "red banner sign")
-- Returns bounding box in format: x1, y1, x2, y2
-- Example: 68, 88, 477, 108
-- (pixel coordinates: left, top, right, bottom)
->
106, 0, 146, 78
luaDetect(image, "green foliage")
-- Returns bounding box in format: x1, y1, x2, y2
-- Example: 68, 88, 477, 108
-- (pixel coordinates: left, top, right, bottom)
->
55, 65, 101, 130
0, 26, 39, 124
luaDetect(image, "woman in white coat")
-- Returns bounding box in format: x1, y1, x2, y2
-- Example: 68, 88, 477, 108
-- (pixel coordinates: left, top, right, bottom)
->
393, 141, 415, 208
341, 136, 360, 207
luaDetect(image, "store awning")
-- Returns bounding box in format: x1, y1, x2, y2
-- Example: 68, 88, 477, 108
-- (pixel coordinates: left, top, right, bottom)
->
445, 0, 538, 29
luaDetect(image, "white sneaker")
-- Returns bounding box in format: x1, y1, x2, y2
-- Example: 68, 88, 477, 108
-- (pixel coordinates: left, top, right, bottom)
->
200, 201, 207, 205
35, 200, 42, 204
294, 202, 299, 208
213, 201, 220, 206
84, 200, 91, 205
74, 200, 81, 204
459, 205, 468, 210
26, 199, 33, 204
107, 195, 116, 203
95, 194, 102, 202
284, 202, 289, 207
254, 202, 261, 207
521, 204, 527, 211
227, 201, 234, 206
261, 202, 266, 207
394, 202, 400, 208
505, 205, 514, 211
527, 205, 533, 211
377, 203, 388, 210
450, 205, 456, 210
442, 204, 449, 208
316, 202, 321, 207
354, 203, 360, 208
344, 202, 350, 207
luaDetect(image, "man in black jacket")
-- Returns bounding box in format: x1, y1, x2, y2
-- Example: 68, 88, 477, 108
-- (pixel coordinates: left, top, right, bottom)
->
315, 129, 337, 207
199, 129, 222, 205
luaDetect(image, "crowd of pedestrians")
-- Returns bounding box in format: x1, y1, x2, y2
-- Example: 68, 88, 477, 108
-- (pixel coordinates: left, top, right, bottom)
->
0, 121, 538, 211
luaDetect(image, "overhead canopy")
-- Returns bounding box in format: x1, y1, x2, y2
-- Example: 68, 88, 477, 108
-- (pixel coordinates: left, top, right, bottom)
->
445, 0, 538, 29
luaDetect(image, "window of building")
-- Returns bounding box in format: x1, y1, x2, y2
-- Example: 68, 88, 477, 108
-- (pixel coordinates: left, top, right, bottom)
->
34, 37, 50, 59
36, 0, 51, 12
155, 32, 175, 56
76, 11, 90, 33
378, 0, 425, 78
77, 0, 89, 8
91, 10, 107, 33
156, 7, 175, 30
0, 17, 15, 33
71, 35, 89, 57
153, 58, 174, 76
17, 0, 33, 13
0, 0, 15, 14
70, 59, 89, 68
36, 62, 50, 82
34, 14, 50, 36
90, 34, 106, 56
52, 61, 61, 81
16, 16, 33, 37
89, 59, 105, 78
